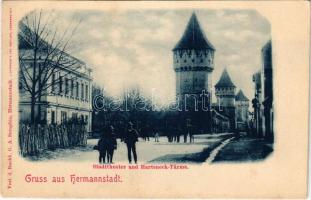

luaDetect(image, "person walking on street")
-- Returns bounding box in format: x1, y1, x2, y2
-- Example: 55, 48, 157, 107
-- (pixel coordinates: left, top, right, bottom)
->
107, 126, 117, 163
124, 122, 139, 164
97, 130, 108, 163
183, 130, 188, 143
154, 129, 159, 142
189, 126, 194, 143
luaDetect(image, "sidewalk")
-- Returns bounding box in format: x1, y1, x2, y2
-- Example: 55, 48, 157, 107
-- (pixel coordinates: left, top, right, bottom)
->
149, 134, 234, 163
212, 137, 273, 163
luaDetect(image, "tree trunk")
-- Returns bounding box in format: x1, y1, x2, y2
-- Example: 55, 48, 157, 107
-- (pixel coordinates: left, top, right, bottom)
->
37, 90, 42, 123
30, 93, 36, 124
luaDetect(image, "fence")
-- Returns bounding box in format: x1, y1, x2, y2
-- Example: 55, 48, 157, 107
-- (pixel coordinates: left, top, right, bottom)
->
19, 122, 87, 157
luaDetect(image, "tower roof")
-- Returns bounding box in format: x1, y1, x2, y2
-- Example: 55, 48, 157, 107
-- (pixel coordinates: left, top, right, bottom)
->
215, 69, 236, 88
173, 13, 215, 51
235, 90, 249, 101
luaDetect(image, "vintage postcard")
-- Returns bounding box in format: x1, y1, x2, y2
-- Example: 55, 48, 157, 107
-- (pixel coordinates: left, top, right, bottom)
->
1, 1, 309, 198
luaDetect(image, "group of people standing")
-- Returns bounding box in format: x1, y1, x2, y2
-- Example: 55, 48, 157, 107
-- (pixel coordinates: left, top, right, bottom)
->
96, 122, 139, 164
95, 122, 197, 164
166, 126, 195, 143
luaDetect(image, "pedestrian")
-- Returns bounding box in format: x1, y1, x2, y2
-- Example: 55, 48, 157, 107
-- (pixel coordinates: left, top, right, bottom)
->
154, 131, 159, 142
124, 122, 139, 164
107, 126, 117, 163
189, 127, 194, 143
176, 125, 181, 143
145, 124, 150, 141
97, 130, 108, 164
183, 130, 187, 143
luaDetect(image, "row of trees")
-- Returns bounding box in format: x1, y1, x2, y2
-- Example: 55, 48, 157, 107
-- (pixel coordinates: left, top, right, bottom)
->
91, 85, 213, 138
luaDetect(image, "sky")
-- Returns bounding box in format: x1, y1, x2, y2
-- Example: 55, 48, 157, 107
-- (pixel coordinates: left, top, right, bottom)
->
36, 9, 271, 105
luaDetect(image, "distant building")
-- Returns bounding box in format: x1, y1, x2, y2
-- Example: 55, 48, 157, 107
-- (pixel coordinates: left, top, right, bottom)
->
211, 109, 230, 133
252, 40, 273, 141
252, 71, 263, 136
172, 13, 215, 132
235, 90, 250, 131
261, 41, 273, 141
18, 24, 93, 132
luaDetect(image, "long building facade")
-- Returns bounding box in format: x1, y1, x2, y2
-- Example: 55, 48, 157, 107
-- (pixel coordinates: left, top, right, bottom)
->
252, 40, 273, 141
18, 24, 93, 132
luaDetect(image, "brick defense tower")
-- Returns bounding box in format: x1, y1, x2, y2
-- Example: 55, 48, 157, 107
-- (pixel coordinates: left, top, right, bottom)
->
173, 13, 215, 132
215, 68, 236, 131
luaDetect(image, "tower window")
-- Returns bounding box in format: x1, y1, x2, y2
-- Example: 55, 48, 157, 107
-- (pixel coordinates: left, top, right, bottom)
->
184, 59, 187, 63
192, 59, 195, 63
200, 59, 203, 63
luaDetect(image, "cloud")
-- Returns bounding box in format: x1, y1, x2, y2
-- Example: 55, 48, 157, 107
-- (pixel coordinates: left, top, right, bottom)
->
47, 9, 270, 105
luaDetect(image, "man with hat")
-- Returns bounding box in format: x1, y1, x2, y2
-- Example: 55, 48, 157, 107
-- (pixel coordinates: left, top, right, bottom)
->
107, 125, 117, 163
124, 121, 139, 164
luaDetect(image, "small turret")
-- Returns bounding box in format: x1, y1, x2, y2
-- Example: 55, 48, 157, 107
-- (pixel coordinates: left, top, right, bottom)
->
215, 68, 236, 107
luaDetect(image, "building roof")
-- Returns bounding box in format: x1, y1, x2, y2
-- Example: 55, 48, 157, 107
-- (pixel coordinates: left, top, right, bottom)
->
173, 13, 215, 51
235, 90, 249, 101
215, 69, 236, 88
18, 22, 89, 70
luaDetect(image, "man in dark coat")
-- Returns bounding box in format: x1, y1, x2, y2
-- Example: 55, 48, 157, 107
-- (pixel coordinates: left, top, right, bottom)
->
97, 130, 108, 163
124, 122, 139, 164
107, 126, 117, 163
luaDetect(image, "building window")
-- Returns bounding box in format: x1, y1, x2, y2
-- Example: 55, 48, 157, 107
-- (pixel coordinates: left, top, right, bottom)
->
85, 115, 88, 124
81, 83, 84, 100
86, 85, 89, 101
51, 111, 55, 124
59, 75, 63, 95
71, 79, 74, 97
65, 77, 69, 96
73, 113, 77, 121
72, 113, 78, 121
51, 74, 55, 93
76, 82, 79, 99
61, 111, 67, 123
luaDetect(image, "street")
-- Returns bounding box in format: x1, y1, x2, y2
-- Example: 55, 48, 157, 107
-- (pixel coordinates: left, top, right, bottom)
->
28, 133, 233, 163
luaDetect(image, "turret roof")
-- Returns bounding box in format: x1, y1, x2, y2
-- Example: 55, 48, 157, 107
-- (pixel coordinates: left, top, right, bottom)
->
235, 90, 249, 101
173, 13, 215, 51
215, 69, 236, 88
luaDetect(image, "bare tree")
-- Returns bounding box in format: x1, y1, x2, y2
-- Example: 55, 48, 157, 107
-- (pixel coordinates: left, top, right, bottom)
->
18, 10, 83, 124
